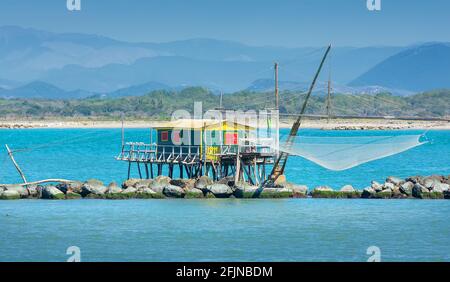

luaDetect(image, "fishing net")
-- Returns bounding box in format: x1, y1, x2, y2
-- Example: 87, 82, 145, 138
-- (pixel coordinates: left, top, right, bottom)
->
277, 134, 427, 171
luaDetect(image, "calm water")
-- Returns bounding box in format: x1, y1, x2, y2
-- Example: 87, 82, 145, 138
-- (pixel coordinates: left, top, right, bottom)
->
0, 129, 449, 187
0, 129, 449, 261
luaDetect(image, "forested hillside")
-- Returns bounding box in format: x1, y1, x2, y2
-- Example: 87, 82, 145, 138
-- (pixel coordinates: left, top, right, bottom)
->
0, 87, 448, 119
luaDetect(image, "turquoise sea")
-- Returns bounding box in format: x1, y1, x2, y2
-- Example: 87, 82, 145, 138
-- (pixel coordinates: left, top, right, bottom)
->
0, 129, 449, 261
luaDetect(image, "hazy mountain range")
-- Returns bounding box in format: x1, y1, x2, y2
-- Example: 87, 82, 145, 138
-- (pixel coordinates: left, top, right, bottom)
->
350, 42, 450, 92
0, 25, 449, 99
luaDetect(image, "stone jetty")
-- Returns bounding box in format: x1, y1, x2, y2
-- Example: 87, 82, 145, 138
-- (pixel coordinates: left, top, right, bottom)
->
0, 175, 449, 200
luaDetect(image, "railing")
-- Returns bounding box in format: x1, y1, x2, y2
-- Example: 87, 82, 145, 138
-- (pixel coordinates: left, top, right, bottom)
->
117, 140, 276, 163
117, 142, 201, 164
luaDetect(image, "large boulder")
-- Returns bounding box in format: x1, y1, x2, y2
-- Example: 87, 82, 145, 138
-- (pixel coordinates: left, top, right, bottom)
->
406, 176, 423, 185
445, 190, 450, 199
340, 185, 356, 193
339, 185, 362, 198
207, 183, 233, 198
163, 184, 185, 198
412, 183, 430, 199
149, 181, 165, 193
155, 176, 171, 186
430, 183, 449, 193
361, 187, 376, 199
386, 176, 404, 186
423, 177, 441, 190
122, 187, 137, 194
0, 190, 21, 200
217, 176, 235, 187
445, 176, 450, 185
170, 179, 196, 191
234, 181, 258, 198
382, 182, 395, 191
106, 182, 123, 194
400, 181, 414, 196
85, 179, 104, 186
134, 179, 154, 189
314, 186, 333, 192
185, 188, 204, 199
41, 186, 65, 200
26, 185, 39, 198
56, 181, 83, 194
371, 181, 383, 192
392, 187, 407, 199
135, 188, 165, 199
3, 185, 29, 198
438, 183, 449, 192
195, 176, 213, 190
288, 184, 308, 198
81, 181, 107, 197
122, 178, 141, 189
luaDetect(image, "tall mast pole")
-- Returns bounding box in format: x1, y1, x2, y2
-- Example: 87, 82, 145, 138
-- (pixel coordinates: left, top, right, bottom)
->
274, 62, 279, 110
264, 44, 331, 186
121, 113, 125, 148
327, 74, 332, 123
274, 62, 280, 158
326, 51, 332, 123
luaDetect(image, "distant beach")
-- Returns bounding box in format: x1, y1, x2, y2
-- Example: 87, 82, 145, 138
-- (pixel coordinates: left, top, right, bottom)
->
1, 118, 449, 130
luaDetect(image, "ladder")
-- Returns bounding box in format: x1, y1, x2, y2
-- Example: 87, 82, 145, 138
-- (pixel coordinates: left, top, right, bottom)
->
263, 44, 332, 187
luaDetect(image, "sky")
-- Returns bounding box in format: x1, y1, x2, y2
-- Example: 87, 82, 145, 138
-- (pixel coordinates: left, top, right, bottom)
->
0, 0, 449, 47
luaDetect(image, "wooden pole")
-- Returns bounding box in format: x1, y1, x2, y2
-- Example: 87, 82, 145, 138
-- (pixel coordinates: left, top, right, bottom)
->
0, 179, 74, 187
327, 74, 332, 123
5, 144, 27, 184
121, 113, 125, 147
234, 145, 241, 184
274, 62, 280, 158
274, 62, 279, 110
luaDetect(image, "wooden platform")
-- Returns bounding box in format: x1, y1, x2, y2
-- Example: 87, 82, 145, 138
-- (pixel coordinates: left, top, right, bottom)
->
117, 142, 276, 185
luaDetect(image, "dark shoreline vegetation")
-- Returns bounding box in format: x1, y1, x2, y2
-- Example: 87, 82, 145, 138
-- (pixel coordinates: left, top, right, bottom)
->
1, 175, 449, 200
0, 87, 449, 119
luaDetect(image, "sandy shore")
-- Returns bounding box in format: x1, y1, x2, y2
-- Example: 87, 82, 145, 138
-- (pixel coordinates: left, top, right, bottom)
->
0, 118, 449, 130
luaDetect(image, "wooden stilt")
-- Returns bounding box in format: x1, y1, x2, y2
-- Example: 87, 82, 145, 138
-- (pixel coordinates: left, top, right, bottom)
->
179, 164, 184, 179
127, 161, 131, 180
145, 163, 149, 179
158, 164, 162, 176
137, 162, 142, 179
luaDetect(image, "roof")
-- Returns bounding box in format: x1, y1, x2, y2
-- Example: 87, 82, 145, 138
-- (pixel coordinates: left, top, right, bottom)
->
152, 119, 254, 130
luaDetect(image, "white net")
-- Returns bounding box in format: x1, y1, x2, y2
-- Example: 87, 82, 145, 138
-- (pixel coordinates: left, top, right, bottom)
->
278, 134, 427, 171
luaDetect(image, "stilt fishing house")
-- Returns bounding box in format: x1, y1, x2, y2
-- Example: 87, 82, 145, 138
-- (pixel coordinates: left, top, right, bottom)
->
118, 45, 331, 187
117, 116, 279, 185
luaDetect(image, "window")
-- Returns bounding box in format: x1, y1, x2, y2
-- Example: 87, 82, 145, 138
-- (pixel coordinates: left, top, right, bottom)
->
225, 132, 238, 145
173, 130, 181, 143
160, 131, 169, 142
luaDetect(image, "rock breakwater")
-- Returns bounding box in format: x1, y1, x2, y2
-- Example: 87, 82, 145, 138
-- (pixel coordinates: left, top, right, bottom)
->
1, 175, 449, 200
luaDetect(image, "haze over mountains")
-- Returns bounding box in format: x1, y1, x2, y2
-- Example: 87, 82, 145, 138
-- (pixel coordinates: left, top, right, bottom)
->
350, 43, 450, 92
0, 26, 449, 99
